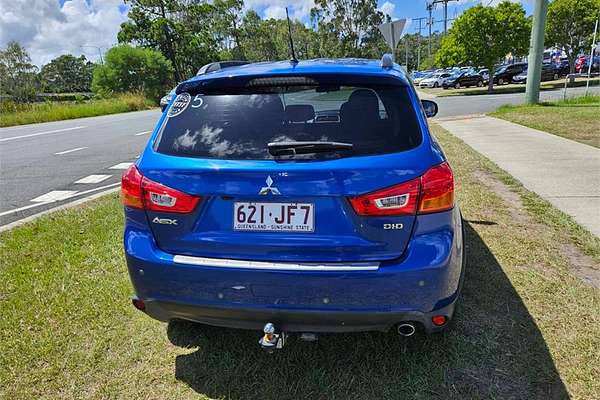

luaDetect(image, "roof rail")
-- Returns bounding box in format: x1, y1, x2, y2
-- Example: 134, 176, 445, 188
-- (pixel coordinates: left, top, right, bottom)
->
196, 60, 249, 76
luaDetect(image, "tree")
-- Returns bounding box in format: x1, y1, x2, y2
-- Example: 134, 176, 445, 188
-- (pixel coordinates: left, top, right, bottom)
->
92, 45, 173, 99
437, 1, 530, 91
240, 11, 319, 62
397, 32, 444, 71
310, 0, 389, 58
435, 34, 467, 68
39, 54, 94, 93
546, 0, 600, 73
0, 41, 38, 101
118, 0, 243, 80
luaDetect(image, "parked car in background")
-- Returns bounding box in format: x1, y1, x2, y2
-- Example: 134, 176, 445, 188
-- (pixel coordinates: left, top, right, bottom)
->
413, 72, 432, 85
478, 68, 489, 84
159, 88, 176, 112
554, 60, 570, 77
442, 71, 484, 89
419, 72, 451, 88
575, 56, 587, 73
122, 58, 464, 344
512, 63, 561, 84
493, 62, 527, 85
576, 56, 600, 74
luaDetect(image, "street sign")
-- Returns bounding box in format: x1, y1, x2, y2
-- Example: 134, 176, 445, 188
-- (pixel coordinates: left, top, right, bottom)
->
379, 19, 407, 51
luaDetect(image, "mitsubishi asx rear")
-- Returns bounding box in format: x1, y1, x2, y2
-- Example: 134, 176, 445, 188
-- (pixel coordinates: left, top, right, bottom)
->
122, 57, 464, 348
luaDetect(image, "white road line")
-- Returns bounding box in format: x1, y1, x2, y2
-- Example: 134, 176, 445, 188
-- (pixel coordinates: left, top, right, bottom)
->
109, 162, 133, 170
31, 190, 79, 203
0, 182, 120, 218
135, 130, 151, 136
0, 126, 86, 142
55, 146, 88, 155
74, 174, 112, 184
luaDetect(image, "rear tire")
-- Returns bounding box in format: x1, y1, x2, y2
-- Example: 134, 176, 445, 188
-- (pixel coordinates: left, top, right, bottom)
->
477, 80, 483, 87
433, 82, 439, 88
553, 73, 559, 80
498, 78, 504, 85
454, 82, 461, 89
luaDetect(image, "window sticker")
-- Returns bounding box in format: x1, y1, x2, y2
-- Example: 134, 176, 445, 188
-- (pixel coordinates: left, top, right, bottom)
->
191, 94, 204, 108
168, 93, 191, 117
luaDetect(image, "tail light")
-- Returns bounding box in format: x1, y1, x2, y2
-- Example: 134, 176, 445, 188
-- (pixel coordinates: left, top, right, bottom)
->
349, 162, 454, 216
349, 179, 420, 216
418, 162, 454, 214
121, 165, 201, 213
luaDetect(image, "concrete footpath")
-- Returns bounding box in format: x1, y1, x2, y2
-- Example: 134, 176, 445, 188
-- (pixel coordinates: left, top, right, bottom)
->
436, 115, 600, 237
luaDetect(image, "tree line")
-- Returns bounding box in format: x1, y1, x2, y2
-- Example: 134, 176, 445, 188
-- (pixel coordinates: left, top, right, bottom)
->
2, 0, 597, 102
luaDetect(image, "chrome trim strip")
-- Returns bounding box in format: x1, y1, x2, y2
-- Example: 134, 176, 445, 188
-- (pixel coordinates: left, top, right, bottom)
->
173, 255, 379, 271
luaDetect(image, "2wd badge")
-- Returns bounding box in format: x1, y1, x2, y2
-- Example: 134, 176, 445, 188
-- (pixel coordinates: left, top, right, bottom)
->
167, 92, 191, 117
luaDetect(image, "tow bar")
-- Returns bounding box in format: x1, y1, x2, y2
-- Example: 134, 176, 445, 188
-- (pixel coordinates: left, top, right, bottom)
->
258, 323, 287, 353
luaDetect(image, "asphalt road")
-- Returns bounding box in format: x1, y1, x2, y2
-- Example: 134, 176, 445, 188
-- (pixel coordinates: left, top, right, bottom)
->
430, 85, 599, 118
0, 109, 161, 226
1, 85, 598, 227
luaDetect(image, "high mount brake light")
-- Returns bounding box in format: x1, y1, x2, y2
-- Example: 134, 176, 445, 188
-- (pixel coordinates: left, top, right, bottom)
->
121, 165, 201, 213
349, 162, 454, 216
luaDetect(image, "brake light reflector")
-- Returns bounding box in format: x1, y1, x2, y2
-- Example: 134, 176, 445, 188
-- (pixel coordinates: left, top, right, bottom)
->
349, 178, 420, 216
418, 162, 454, 214
121, 164, 201, 213
349, 162, 454, 216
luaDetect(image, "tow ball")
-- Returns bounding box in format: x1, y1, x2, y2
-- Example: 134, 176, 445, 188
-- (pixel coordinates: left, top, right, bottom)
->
258, 323, 287, 352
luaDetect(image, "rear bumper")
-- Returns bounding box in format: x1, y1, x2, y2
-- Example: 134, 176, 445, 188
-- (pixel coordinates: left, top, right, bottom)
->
124, 208, 464, 334
139, 297, 457, 333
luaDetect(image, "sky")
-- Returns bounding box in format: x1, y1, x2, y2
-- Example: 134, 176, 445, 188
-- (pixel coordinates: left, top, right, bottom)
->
0, 0, 534, 67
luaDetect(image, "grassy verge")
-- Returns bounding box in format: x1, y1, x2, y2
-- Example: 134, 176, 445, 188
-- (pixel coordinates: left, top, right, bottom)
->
1, 126, 599, 399
0, 93, 156, 127
490, 95, 600, 148
421, 77, 600, 97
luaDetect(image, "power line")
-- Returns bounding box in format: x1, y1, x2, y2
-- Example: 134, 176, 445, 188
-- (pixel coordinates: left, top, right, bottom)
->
430, 0, 459, 35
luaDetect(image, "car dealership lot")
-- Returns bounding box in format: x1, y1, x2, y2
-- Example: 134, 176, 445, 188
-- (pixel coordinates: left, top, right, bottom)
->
1, 125, 598, 399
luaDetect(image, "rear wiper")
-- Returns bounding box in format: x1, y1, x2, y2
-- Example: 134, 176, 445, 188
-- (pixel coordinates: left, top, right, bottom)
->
267, 141, 353, 156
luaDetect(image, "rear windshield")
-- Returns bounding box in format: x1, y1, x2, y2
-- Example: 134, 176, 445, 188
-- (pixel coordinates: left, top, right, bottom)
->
154, 85, 423, 160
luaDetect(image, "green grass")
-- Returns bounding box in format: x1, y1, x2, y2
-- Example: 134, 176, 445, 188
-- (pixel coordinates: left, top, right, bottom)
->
1, 126, 599, 399
420, 77, 600, 97
490, 95, 600, 148
0, 93, 156, 127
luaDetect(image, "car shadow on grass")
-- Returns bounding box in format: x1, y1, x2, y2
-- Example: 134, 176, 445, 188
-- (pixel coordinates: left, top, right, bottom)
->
167, 223, 569, 400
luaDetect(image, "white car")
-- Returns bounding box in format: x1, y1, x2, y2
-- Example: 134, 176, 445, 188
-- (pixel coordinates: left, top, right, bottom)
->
419, 72, 451, 88
413, 73, 433, 85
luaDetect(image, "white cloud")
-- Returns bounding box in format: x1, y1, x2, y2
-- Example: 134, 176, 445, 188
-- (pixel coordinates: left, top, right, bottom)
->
0, 0, 127, 67
379, 1, 396, 19
245, 0, 315, 21
264, 5, 287, 20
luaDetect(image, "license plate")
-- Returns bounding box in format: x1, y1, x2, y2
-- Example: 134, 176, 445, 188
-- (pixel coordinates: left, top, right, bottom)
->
233, 202, 314, 232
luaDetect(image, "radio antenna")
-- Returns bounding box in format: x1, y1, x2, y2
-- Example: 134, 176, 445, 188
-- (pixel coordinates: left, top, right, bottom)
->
285, 7, 298, 63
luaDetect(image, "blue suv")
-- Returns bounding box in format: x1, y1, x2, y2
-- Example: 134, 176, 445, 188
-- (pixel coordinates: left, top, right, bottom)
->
122, 58, 464, 341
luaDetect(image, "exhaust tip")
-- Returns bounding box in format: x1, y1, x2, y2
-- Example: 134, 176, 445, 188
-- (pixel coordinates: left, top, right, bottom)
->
397, 323, 416, 337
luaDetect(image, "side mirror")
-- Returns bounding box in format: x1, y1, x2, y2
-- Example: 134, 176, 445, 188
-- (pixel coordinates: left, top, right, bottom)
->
421, 99, 438, 118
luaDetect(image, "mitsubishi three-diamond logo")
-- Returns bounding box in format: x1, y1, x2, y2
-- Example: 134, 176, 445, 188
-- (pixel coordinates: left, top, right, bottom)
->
259, 175, 281, 195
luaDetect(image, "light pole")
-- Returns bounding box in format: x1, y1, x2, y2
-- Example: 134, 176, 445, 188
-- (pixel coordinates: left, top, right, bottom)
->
585, 7, 600, 96
81, 45, 104, 64
525, 0, 549, 104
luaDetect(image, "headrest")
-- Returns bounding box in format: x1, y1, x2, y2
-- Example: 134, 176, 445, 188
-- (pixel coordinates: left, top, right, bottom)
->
285, 104, 315, 122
